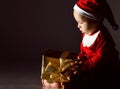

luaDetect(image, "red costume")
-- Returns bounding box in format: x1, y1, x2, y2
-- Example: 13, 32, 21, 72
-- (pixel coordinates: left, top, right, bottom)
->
72, 0, 120, 88
78, 25, 119, 72
69, 25, 120, 89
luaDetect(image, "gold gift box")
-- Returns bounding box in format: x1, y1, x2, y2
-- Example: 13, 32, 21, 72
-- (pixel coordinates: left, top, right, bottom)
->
41, 49, 78, 83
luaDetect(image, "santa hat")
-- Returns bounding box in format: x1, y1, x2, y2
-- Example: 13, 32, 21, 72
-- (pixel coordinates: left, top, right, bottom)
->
73, 0, 118, 30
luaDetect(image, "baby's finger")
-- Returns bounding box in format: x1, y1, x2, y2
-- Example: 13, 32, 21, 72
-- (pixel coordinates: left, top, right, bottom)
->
74, 71, 78, 75
79, 61, 82, 64
77, 56, 80, 59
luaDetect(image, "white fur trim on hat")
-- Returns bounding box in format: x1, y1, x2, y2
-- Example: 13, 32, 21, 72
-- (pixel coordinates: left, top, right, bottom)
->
73, 4, 97, 20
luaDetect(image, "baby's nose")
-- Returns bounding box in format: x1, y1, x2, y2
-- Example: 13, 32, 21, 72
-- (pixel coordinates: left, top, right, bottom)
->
77, 24, 81, 29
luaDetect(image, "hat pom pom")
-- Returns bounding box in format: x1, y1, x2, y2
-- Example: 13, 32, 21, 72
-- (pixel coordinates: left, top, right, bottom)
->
112, 24, 119, 31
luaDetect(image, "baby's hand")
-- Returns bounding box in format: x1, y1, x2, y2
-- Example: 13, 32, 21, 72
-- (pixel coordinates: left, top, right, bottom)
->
61, 58, 82, 76
77, 56, 80, 59
70, 59, 82, 75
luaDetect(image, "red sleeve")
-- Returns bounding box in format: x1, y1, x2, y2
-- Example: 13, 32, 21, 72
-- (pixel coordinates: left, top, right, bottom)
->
84, 40, 106, 71
79, 33, 111, 72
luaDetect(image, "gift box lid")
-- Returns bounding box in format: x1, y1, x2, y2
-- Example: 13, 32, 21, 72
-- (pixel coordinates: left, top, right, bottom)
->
41, 49, 78, 83
43, 49, 78, 59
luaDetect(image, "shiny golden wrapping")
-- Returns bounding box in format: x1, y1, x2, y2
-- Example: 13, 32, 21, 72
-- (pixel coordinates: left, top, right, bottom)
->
41, 50, 78, 83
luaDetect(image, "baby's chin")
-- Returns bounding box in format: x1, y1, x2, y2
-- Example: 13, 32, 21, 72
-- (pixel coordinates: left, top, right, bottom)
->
79, 30, 86, 34
81, 31, 90, 34
79, 28, 88, 34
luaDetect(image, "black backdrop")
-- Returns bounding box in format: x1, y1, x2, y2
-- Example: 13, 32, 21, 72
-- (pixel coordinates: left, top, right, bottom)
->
0, 0, 120, 84
0, 0, 81, 72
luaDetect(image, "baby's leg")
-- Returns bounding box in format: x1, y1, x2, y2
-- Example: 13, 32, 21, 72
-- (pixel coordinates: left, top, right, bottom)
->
42, 79, 62, 89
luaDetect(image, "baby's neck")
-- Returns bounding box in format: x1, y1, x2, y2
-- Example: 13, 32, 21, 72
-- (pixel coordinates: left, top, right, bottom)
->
88, 26, 100, 35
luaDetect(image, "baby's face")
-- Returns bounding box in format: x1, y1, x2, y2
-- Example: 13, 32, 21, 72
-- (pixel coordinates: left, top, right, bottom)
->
73, 10, 96, 34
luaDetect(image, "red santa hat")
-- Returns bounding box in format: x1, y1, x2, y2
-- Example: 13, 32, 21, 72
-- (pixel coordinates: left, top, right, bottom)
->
73, 0, 118, 30
73, 0, 103, 21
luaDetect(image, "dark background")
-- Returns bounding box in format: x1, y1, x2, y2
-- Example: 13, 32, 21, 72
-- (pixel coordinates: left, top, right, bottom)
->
0, 0, 120, 88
